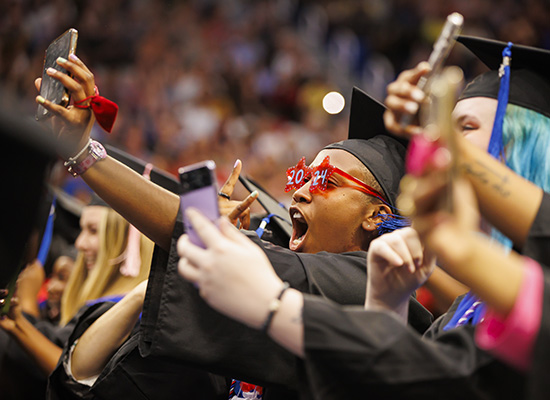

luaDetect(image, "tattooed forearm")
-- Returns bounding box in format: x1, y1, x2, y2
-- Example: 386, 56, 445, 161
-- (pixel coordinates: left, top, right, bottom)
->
461, 159, 511, 198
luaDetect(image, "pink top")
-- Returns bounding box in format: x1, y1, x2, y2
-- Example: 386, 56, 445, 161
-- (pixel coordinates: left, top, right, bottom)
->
475, 258, 544, 371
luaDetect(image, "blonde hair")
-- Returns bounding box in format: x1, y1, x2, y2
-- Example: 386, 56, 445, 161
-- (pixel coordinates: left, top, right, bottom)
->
60, 207, 153, 325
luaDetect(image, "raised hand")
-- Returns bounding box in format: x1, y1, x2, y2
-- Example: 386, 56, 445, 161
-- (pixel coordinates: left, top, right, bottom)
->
35, 54, 97, 157
217, 159, 258, 229
177, 209, 284, 329
383, 61, 430, 137
365, 227, 435, 321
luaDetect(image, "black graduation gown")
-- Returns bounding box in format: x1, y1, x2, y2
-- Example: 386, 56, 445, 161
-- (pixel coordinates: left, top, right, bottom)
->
524, 192, 550, 399
302, 191, 550, 399
138, 212, 433, 390
47, 302, 229, 400
48, 206, 433, 400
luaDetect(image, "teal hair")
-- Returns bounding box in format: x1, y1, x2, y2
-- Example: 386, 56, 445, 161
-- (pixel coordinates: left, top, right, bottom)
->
503, 104, 550, 192
490, 104, 550, 248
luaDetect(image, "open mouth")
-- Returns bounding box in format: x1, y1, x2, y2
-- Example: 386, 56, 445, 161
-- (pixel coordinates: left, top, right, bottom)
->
289, 208, 309, 252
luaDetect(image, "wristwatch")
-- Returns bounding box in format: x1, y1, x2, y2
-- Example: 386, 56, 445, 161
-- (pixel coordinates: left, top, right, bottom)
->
64, 140, 107, 177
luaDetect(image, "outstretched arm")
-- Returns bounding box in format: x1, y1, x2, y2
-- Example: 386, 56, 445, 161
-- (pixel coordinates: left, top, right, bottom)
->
35, 56, 258, 250
70, 280, 148, 380
365, 227, 435, 322
383, 63, 543, 248
35, 55, 179, 250
404, 164, 524, 316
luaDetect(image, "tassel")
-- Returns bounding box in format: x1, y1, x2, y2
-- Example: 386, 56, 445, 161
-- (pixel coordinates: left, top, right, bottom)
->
376, 213, 411, 235
37, 197, 56, 266
487, 42, 513, 160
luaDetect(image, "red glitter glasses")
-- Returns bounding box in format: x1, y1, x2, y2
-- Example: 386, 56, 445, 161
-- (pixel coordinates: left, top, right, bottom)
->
284, 156, 387, 204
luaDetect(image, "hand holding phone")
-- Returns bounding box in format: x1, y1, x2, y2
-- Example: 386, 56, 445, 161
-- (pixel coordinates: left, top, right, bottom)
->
179, 160, 221, 248
400, 13, 463, 128
36, 28, 78, 121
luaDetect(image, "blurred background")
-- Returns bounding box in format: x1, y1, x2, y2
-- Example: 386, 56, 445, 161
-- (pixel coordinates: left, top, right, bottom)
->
2, 0, 550, 204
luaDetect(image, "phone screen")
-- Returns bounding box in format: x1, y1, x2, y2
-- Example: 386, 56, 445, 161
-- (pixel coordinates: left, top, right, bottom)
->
179, 160, 220, 248
36, 28, 78, 121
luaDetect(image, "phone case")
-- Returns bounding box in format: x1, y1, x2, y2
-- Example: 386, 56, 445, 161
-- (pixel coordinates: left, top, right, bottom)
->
179, 160, 220, 248
36, 28, 78, 121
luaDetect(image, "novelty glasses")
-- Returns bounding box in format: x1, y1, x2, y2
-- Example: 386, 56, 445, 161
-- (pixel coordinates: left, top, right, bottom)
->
284, 156, 387, 204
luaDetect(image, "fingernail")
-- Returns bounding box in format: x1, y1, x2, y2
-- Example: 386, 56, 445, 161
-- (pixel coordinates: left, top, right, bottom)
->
36, 95, 45, 104
419, 61, 431, 71
251, 190, 258, 197
405, 101, 419, 114
69, 54, 79, 62
234, 159, 241, 168
57, 56, 67, 64
411, 89, 425, 102
46, 67, 57, 75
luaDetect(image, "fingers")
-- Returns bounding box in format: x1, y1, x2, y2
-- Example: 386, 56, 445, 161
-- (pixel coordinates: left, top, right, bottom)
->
369, 240, 404, 267
218, 159, 242, 199
386, 229, 420, 274
218, 217, 251, 245
227, 190, 258, 221
177, 256, 200, 284
57, 55, 96, 99
184, 208, 224, 249
36, 95, 75, 119
370, 228, 423, 274
399, 61, 431, 86
240, 210, 251, 230
384, 62, 431, 136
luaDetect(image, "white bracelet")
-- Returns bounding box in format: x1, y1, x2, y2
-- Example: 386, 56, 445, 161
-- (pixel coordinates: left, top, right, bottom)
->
65, 138, 92, 166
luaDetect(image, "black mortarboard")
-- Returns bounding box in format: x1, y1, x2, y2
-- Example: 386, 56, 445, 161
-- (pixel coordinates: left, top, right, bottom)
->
324, 87, 407, 210
105, 145, 180, 194
238, 175, 292, 247
457, 35, 550, 119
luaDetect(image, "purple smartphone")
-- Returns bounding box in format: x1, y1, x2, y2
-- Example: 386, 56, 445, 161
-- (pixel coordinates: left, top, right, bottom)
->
178, 160, 220, 248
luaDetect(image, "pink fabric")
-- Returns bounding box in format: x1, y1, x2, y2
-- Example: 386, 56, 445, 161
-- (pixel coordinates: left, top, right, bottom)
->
475, 258, 544, 371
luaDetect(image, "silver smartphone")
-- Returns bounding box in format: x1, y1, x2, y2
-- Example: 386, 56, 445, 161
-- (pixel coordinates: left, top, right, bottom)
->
36, 28, 78, 121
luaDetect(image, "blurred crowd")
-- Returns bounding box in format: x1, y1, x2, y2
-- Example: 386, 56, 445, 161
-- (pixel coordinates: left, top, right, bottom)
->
1, 0, 550, 202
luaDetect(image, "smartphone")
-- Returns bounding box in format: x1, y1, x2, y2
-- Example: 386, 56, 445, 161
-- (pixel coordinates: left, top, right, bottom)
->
36, 28, 78, 121
179, 160, 220, 248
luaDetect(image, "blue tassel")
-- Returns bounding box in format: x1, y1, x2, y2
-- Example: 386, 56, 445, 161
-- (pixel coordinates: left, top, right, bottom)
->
255, 213, 276, 238
37, 197, 56, 266
376, 212, 411, 235
487, 42, 513, 160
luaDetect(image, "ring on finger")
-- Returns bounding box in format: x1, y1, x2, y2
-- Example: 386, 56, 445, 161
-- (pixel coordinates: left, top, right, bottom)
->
218, 192, 231, 200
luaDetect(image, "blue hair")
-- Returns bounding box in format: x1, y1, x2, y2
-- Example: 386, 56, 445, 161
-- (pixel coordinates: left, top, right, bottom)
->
490, 104, 550, 248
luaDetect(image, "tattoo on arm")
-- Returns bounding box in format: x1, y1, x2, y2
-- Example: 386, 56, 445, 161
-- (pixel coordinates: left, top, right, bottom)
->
461, 159, 511, 198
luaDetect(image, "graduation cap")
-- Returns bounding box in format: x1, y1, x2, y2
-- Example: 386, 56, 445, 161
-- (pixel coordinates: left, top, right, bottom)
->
239, 87, 409, 245
457, 35, 550, 158
104, 145, 180, 194
238, 175, 293, 247
324, 87, 408, 211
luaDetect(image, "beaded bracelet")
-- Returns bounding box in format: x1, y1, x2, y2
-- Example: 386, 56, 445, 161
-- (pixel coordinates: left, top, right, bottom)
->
260, 282, 290, 334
